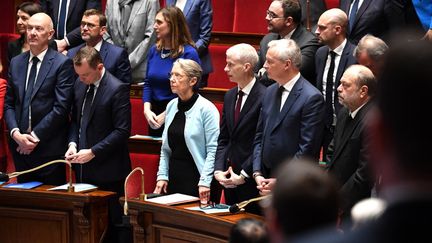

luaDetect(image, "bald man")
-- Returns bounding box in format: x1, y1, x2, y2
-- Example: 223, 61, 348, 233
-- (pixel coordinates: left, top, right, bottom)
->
326, 64, 376, 219
4, 13, 75, 185
314, 8, 357, 158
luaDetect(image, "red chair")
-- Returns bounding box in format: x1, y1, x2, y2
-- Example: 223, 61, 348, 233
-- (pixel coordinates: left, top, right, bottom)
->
325, 0, 340, 9
233, 0, 272, 34
0, 33, 20, 79
213, 0, 235, 32
127, 153, 160, 198
130, 98, 148, 136
208, 44, 236, 89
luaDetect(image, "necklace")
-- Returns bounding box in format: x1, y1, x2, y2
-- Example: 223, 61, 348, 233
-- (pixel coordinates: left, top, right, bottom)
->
160, 48, 171, 59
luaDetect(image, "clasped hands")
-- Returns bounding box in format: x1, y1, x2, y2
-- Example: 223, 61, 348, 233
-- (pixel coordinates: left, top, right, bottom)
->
255, 175, 276, 195
144, 108, 165, 130
214, 166, 245, 188
13, 131, 38, 155
64, 145, 95, 164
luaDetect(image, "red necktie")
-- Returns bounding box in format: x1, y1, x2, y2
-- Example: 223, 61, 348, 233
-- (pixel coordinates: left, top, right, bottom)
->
234, 90, 244, 124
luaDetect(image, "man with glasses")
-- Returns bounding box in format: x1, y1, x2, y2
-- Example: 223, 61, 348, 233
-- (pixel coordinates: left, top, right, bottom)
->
257, 0, 320, 86
67, 9, 132, 84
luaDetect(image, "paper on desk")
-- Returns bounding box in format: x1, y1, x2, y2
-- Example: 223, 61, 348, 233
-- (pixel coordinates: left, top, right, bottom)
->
48, 183, 97, 192
146, 193, 199, 205
130, 134, 162, 140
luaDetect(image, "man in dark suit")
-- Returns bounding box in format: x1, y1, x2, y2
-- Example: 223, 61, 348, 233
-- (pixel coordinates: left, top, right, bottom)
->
65, 46, 131, 243
214, 44, 265, 213
326, 64, 376, 219
257, 0, 320, 86
315, 8, 357, 157
292, 39, 432, 243
354, 34, 388, 77
67, 9, 132, 84
4, 13, 75, 185
252, 39, 325, 195
40, 0, 101, 52
340, 0, 395, 45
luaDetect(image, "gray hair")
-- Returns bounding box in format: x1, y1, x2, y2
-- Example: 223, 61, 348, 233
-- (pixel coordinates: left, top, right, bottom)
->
268, 39, 302, 69
354, 34, 389, 62
345, 64, 377, 97
226, 43, 259, 69
173, 58, 203, 92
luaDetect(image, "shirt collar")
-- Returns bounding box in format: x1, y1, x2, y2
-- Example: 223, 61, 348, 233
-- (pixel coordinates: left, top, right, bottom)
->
239, 77, 256, 95
93, 40, 103, 52
350, 101, 368, 119
29, 48, 48, 64
331, 38, 347, 56
282, 27, 297, 39
92, 68, 105, 88
282, 72, 300, 92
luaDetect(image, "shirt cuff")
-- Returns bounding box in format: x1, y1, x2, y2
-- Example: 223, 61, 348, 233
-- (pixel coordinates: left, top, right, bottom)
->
30, 131, 40, 142
68, 142, 77, 148
10, 128, 19, 137
240, 170, 250, 178
64, 37, 70, 46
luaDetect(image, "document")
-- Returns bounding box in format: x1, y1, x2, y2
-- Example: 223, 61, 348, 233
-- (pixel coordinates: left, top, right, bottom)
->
130, 134, 163, 140
2, 181, 43, 189
48, 183, 98, 193
146, 193, 199, 205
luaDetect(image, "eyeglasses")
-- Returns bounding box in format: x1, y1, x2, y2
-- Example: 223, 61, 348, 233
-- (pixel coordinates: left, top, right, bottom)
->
80, 22, 100, 29
199, 200, 230, 210
168, 72, 188, 80
266, 10, 285, 20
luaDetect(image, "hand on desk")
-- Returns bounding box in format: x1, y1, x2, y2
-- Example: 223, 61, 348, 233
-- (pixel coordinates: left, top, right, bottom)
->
256, 176, 276, 195
199, 186, 210, 204
154, 180, 168, 194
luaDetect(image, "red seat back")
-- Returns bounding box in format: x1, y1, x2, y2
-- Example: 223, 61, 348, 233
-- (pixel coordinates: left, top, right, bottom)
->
130, 98, 148, 135
208, 45, 236, 89
127, 153, 160, 198
213, 0, 235, 32
233, 0, 272, 34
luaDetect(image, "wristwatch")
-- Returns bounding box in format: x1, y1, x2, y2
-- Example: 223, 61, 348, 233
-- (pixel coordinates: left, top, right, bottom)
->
253, 171, 263, 178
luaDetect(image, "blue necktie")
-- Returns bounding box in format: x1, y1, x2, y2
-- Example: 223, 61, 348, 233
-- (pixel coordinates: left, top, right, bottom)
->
57, 0, 68, 39
79, 84, 95, 149
349, 0, 359, 31
20, 56, 39, 133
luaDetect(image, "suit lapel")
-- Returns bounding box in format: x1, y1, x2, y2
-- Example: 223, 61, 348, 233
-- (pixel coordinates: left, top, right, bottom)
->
31, 49, 55, 101
233, 82, 260, 132
354, 0, 372, 27
77, 82, 87, 122
100, 41, 109, 61
271, 78, 302, 132
53, 0, 60, 25
67, 0, 77, 21
88, 72, 107, 122
18, 52, 30, 103
317, 49, 328, 92
226, 89, 237, 133
336, 43, 352, 88
127, 1, 143, 32
182, 0, 194, 17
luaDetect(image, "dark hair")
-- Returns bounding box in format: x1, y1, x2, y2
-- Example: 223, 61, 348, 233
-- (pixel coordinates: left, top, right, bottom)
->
275, 0, 302, 24
73, 46, 103, 69
229, 218, 269, 243
377, 39, 432, 174
83, 9, 107, 26
272, 159, 339, 236
155, 6, 195, 58
17, 1, 43, 16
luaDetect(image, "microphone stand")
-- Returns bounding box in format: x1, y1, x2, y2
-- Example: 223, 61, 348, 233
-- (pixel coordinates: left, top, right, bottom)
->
3, 159, 74, 192
123, 167, 146, 216
229, 195, 271, 213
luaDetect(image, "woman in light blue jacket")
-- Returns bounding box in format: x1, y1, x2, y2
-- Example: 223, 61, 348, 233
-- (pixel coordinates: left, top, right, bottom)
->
153, 58, 219, 203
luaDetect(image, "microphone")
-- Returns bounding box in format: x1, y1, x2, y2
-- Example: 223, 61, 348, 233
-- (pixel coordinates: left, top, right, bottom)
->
0, 159, 75, 192
123, 167, 146, 216
229, 195, 271, 213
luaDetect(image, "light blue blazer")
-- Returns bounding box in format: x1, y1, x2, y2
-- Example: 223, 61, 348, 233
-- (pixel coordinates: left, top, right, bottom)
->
157, 95, 220, 187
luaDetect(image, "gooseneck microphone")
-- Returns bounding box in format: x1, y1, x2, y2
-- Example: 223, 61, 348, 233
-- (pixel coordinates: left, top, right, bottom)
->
229, 195, 271, 213
0, 160, 75, 192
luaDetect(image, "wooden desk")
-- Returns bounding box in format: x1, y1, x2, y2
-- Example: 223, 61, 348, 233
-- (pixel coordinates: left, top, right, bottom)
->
0, 185, 115, 243
122, 198, 263, 243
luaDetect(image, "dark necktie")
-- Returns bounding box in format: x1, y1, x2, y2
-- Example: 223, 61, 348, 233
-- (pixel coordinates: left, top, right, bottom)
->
234, 90, 244, 124
57, 0, 68, 39
276, 85, 285, 112
325, 51, 336, 126
349, 0, 359, 31
19, 56, 39, 133
79, 84, 95, 149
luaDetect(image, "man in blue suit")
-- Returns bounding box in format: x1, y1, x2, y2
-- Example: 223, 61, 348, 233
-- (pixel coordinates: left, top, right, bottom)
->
67, 9, 132, 84
41, 0, 101, 52
315, 8, 357, 158
252, 39, 325, 195
65, 46, 132, 243
166, 0, 213, 87
4, 13, 75, 185
214, 44, 266, 213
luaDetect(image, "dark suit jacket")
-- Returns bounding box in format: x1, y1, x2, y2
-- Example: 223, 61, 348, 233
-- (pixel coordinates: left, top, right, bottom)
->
252, 76, 325, 176
257, 27, 321, 86
326, 103, 374, 214
340, 0, 395, 44
40, 0, 101, 48
315, 42, 357, 117
7, 35, 25, 66
4, 48, 75, 158
166, 0, 213, 75
67, 41, 132, 84
69, 71, 131, 184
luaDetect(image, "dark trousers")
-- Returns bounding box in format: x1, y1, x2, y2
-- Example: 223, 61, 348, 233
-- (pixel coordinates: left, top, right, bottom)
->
321, 125, 335, 162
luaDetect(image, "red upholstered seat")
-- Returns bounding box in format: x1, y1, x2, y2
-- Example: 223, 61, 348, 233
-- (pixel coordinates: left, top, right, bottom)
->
213, 0, 235, 32
130, 98, 148, 136
233, 0, 272, 34
325, 0, 339, 9
0, 33, 20, 79
127, 153, 160, 198
208, 45, 236, 89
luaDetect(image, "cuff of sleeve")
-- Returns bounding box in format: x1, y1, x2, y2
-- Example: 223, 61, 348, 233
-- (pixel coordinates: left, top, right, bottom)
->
157, 175, 169, 182
240, 170, 250, 178
10, 128, 19, 137
64, 37, 70, 46
30, 131, 40, 142
198, 178, 212, 188
68, 142, 77, 148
